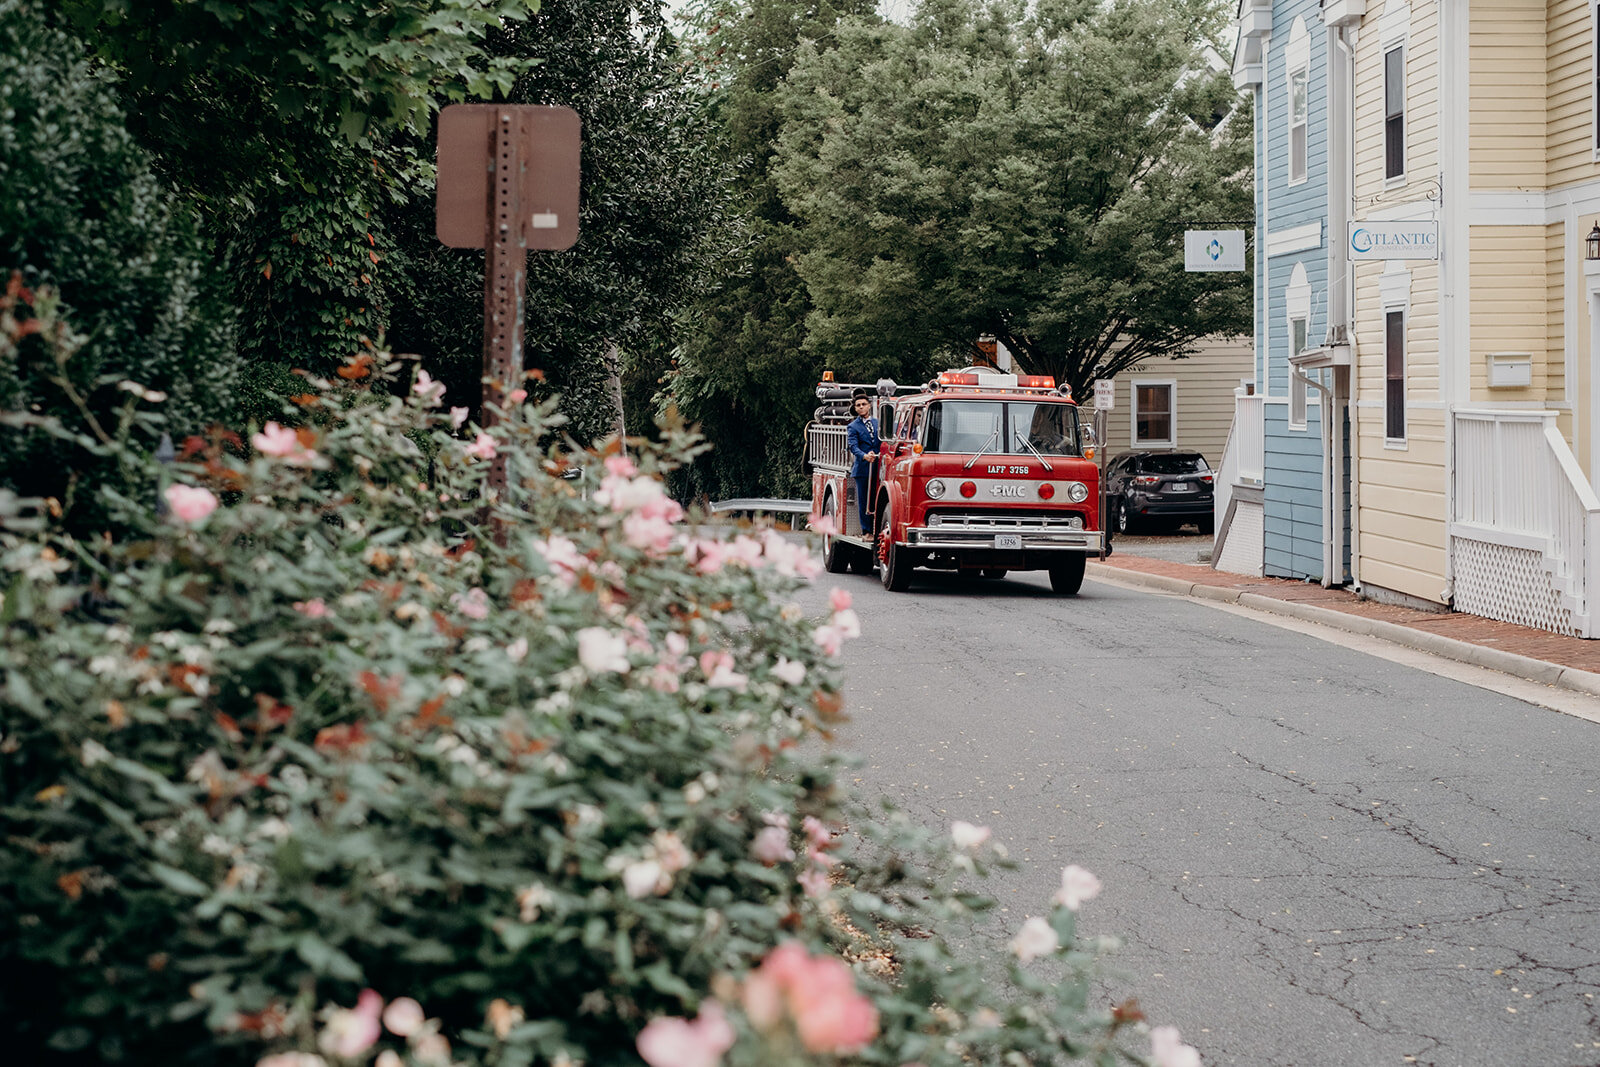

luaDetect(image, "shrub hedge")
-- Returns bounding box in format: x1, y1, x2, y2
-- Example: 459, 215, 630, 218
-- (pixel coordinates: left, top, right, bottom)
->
0, 349, 1193, 1067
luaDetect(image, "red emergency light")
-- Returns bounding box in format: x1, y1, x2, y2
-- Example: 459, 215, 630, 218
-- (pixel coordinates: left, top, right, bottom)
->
938, 372, 980, 387
1017, 374, 1055, 388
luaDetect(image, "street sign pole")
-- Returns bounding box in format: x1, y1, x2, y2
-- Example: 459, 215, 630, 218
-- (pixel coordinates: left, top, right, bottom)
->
482, 109, 528, 495
1095, 408, 1108, 558
437, 103, 582, 504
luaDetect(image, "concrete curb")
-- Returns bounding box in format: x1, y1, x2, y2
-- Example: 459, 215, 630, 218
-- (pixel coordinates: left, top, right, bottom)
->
1086, 562, 1600, 699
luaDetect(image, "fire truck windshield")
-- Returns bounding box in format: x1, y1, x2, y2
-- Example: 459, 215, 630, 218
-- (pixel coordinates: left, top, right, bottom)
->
924, 400, 1081, 456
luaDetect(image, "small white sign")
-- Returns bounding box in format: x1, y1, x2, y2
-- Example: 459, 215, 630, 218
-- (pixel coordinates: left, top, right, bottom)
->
530, 213, 560, 229
1349, 220, 1438, 261
1093, 379, 1115, 411
1184, 229, 1246, 272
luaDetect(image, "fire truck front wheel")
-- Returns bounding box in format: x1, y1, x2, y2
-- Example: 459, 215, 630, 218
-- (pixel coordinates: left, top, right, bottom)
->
878, 527, 914, 592
1048, 554, 1086, 595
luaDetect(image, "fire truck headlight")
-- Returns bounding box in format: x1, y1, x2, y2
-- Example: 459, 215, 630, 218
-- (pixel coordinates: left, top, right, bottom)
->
1065, 481, 1090, 503
925, 478, 947, 499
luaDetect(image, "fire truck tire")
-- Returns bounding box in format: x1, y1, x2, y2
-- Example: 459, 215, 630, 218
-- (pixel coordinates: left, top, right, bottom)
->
848, 551, 875, 575
1048, 554, 1086, 595
878, 526, 913, 592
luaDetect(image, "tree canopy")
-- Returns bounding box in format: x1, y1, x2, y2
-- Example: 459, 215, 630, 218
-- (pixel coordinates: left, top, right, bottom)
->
770, 0, 1252, 397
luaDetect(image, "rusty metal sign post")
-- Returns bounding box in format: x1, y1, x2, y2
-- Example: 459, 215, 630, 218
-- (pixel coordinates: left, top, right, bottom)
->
436, 104, 581, 497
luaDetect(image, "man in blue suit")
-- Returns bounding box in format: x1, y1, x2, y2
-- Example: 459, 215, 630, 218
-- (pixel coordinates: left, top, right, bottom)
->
845, 391, 881, 536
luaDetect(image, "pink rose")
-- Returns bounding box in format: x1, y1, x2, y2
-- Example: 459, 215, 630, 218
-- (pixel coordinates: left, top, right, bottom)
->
1151, 1025, 1203, 1067
251, 422, 318, 465
751, 825, 794, 865
382, 996, 424, 1037
413, 370, 446, 404
1009, 916, 1058, 962
829, 587, 852, 612
508, 387, 527, 404
464, 433, 497, 460
164, 484, 218, 523
451, 587, 490, 620
798, 867, 831, 898
1054, 864, 1102, 911
317, 989, 382, 1058
636, 1001, 735, 1067
293, 598, 329, 619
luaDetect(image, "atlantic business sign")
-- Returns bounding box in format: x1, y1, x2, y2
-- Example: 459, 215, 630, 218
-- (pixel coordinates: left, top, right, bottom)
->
1348, 220, 1438, 261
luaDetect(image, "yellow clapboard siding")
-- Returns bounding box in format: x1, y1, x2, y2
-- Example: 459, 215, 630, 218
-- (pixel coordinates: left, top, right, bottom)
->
1357, 553, 1450, 605
1547, 222, 1567, 403
1470, 0, 1547, 188
1359, 482, 1448, 521
1546, 0, 1600, 187
1470, 225, 1547, 407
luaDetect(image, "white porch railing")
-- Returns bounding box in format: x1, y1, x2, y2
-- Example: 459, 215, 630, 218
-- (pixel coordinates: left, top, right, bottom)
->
1212, 392, 1263, 560
1450, 408, 1600, 637
1214, 393, 1263, 527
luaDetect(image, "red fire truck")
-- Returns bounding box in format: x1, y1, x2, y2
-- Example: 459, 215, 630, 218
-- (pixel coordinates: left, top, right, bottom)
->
806, 367, 1104, 593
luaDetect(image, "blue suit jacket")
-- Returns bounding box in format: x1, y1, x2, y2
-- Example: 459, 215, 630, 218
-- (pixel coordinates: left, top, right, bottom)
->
846, 416, 880, 478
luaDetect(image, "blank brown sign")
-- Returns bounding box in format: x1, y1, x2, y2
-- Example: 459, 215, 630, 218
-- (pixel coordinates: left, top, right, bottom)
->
436, 104, 581, 250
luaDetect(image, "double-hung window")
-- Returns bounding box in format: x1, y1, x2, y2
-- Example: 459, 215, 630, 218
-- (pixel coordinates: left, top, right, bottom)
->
1133, 382, 1175, 448
1384, 44, 1406, 180
1289, 68, 1308, 184
1385, 310, 1406, 441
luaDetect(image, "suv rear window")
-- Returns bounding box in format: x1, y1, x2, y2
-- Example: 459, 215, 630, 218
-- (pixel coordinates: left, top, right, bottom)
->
1141, 454, 1208, 474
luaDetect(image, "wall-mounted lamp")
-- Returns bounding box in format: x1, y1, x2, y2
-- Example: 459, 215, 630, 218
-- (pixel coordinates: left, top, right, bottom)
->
1587, 224, 1600, 261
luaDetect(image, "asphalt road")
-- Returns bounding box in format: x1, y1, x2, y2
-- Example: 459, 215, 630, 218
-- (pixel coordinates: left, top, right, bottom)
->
800, 564, 1600, 1067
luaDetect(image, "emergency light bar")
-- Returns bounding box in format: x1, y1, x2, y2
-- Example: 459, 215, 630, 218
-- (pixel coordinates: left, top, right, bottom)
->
934, 371, 1058, 391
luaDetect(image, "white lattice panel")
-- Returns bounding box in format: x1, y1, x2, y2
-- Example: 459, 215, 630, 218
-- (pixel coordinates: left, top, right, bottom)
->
1215, 500, 1264, 577
1450, 536, 1575, 636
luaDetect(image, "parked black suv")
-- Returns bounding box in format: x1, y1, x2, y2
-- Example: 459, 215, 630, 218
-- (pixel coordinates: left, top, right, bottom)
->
1105, 450, 1214, 534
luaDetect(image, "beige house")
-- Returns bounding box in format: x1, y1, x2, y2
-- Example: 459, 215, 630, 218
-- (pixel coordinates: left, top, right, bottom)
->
1095, 336, 1253, 469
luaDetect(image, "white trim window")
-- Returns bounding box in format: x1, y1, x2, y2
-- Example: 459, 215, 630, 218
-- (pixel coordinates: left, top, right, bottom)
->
1290, 68, 1309, 184
1286, 18, 1310, 186
1132, 380, 1176, 447
1384, 43, 1406, 182
1385, 309, 1407, 442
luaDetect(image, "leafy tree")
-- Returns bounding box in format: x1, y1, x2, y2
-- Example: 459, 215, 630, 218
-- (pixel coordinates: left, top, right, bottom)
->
0, 0, 237, 530
54, 0, 539, 423
665, 0, 887, 504
770, 0, 1253, 398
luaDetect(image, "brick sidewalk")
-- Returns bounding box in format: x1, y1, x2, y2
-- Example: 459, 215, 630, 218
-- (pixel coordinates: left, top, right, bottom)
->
1096, 552, 1600, 676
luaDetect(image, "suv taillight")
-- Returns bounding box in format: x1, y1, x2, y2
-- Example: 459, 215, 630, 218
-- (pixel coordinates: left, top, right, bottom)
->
1132, 475, 1161, 486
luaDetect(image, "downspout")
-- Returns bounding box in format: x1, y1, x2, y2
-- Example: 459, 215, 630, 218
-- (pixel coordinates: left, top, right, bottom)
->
1331, 21, 1358, 592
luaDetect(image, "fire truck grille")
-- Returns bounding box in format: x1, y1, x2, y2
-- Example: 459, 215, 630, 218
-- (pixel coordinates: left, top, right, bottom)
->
908, 510, 1100, 551
923, 511, 1086, 531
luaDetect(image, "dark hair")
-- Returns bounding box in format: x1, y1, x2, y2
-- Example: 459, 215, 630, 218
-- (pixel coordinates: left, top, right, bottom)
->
851, 390, 870, 402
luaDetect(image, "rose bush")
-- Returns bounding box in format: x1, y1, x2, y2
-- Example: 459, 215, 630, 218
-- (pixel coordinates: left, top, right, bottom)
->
0, 350, 1197, 1067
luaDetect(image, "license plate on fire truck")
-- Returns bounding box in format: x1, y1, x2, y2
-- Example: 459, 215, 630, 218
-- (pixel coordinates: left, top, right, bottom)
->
994, 534, 1023, 550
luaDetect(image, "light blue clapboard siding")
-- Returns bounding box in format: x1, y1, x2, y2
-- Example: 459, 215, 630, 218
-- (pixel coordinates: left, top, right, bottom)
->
1254, 0, 1331, 584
